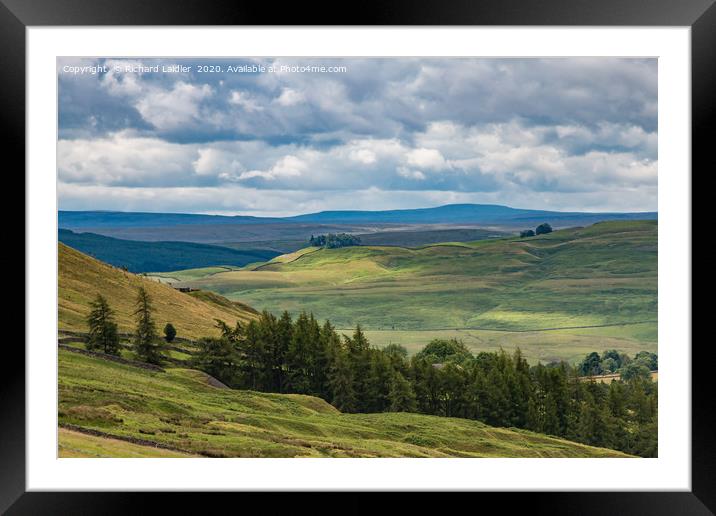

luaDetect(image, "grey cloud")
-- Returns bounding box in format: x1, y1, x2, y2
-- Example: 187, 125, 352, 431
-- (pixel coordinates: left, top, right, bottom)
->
58, 57, 657, 144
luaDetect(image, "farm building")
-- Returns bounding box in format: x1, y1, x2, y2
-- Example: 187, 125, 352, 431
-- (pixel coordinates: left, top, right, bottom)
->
172, 286, 198, 293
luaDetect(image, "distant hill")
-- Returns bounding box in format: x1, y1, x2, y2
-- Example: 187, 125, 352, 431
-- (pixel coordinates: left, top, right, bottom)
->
59, 229, 280, 273
58, 243, 257, 339
59, 203, 657, 230
59, 210, 284, 228
287, 203, 657, 226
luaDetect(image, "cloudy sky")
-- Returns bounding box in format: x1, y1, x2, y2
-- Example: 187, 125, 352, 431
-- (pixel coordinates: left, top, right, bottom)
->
57, 57, 657, 216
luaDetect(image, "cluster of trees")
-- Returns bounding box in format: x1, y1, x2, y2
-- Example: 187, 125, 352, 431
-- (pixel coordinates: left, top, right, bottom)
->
520, 223, 553, 238
85, 288, 177, 364
86, 293, 657, 457
309, 233, 362, 249
192, 314, 658, 457
578, 350, 657, 379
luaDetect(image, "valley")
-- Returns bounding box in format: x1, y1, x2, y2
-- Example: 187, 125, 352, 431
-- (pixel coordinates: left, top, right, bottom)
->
56, 208, 659, 458
152, 220, 657, 363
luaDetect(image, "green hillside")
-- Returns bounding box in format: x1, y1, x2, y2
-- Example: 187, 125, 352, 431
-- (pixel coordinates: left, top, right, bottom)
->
58, 349, 629, 458
58, 243, 257, 340
171, 221, 657, 362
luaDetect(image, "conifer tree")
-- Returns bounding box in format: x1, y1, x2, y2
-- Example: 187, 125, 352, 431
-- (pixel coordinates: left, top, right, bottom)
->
346, 324, 372, 411
367, 351, 392, 412
388, 370, 417, 412
194, 336, 238, 387
286, 312, 313, 393
526, 396, 543, 432
132, 286, 163, 364
328, 350, 356, 412
86, 294, 120, 355
274, 311, 293, 392
316, 320, 341, 399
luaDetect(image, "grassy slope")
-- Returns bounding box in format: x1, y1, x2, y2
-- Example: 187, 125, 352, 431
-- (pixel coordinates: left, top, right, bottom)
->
59, 428, 198, 458
174, 221, 657, 361
360, 324, 657, 366
59, 349, 629, 458
58, 243, 257, 340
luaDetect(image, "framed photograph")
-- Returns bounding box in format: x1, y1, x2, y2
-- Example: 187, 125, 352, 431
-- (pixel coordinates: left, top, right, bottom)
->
7, 0, 709, 511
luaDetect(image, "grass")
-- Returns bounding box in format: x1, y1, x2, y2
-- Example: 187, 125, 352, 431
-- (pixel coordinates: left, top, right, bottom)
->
58, 349, 630, 458
58, 243, 257, 340
172, 221, 657, 362
148, 266, 241, 283
358, 323, 657, 365
221, 227, 507, 254
59, 428, 198, 458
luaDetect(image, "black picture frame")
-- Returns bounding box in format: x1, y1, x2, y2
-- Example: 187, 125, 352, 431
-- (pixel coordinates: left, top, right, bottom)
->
5, 0, 709, 512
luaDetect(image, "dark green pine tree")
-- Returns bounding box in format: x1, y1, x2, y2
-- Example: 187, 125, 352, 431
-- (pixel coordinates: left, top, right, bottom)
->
328, 350, 356, 412
576, 391, 615, 449
193, 336, 239, 387
286, 312, 313, 394
273, 311, 293, 392
256, 310, 281, 392
388, 370, 417, 412
132, 286, 163, 364
240, 320, 264, 390
86, 294, 120, 355
316, 320, 341, 399
346, 324, 372, 411
305, 313, 323, 395
526, 396, 543, 433
366, 350, 392, 412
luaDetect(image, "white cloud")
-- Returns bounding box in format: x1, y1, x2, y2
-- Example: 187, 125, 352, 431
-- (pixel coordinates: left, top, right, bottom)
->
192, 148, 243, 177
58, 118, 657, 201
99, 66, 214, 131
275, 88, 306, 107
397, 167, 427, 180
238, 155, 307, 181
57, 132, 197, 187
135, 82, 213, 131
348, 148, 377, 165
406, 148, 449, 170
229, 90, 264, 112
100, 59, 146, 96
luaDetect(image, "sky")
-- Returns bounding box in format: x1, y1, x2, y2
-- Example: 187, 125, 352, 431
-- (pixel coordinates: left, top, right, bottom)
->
57, 57, 657, 216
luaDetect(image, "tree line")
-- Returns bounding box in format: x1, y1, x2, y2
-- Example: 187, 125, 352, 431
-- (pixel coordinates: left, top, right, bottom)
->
577, 349, 657, 379
309, 233, 361, 248
85, 288, 657, 457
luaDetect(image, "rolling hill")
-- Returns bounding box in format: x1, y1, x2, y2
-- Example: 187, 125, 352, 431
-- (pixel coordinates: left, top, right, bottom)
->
57, 205, 656, 259
59, 228, 280, 273
221, 227, 509, 255
287, 203, 657, 225
58, 242, 258, 340
58, 348, 630, 458
60, 204, 657, 229
166, 220, 657, 363
58, 210, 284, 228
